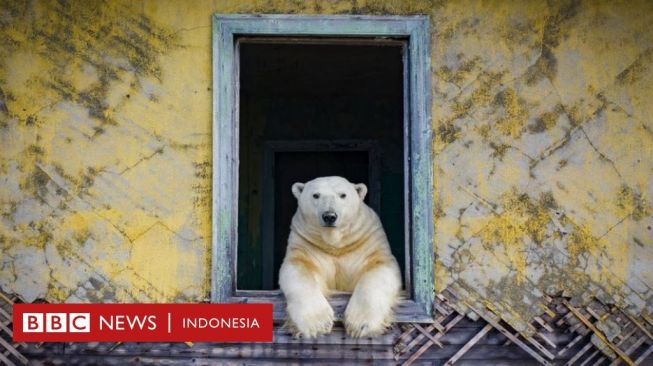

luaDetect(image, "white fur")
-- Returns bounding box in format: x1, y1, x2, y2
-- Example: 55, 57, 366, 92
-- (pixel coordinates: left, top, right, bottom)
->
279, 176, 402, 338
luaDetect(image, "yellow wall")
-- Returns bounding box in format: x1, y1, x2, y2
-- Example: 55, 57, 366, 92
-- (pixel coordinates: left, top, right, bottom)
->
1, 0, 651, 333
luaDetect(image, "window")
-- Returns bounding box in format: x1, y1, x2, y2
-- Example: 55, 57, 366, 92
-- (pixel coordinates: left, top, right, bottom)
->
239, 40, 403, 290
212, 15, 433, 322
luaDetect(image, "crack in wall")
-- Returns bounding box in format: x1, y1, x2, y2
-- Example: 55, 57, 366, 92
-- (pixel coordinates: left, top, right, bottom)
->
579, 126, 624, 179
118, 147, 164, 175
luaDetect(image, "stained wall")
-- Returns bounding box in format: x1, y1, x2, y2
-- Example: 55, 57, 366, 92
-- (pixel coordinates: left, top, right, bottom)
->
0, 0, 651, 333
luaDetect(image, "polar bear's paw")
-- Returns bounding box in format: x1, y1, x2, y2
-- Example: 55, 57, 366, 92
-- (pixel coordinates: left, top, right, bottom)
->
285, 296, 334, 338
344, 296, 392, 338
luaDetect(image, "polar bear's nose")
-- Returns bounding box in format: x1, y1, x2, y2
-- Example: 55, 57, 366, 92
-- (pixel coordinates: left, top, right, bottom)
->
322, 212, 338, 225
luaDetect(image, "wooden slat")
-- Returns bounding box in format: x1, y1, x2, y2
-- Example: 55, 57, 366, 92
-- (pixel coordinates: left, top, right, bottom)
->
585, 306, 603, 321
537, 331, 557, 349
591, 323, 639, 366
0, 337, 28, 364
107, 342, 122, 353
578, 350, 599, 366
398, 324, 437, 355
444, 324, 492, 366
564, 301, 635, 366
400, 315, 465, 366
434, 301, 453, 318
642, 315, 653, 328
558, 334, 587, 357
0, 320, 13, 336
622, 312, 653, 341
558, 311, 576, 327
0, 351, 16, 366
0, 293, 15, 305
565, 342, 594, 366
608, 335, 647, 366
470, 308, 552, 365
634, 345, 653, 365
395, 326, 419, 358
503, 330, 517, 346
0, 291, 29, 365
525, 334, 556, 360
431, 316, 447, 333
0, 307, 12, 322
413, 324, 443, 348
535, 316, 555, 333
394, 313, 446, 348
541, 305, 557, 319
407, 315, 463, 353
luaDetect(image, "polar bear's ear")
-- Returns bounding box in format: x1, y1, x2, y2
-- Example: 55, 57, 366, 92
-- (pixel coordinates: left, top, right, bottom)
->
291, 182, 305, 199
354, 183, 367, 200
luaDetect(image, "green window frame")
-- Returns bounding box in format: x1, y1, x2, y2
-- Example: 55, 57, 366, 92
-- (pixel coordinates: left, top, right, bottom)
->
212, 14, 434, 322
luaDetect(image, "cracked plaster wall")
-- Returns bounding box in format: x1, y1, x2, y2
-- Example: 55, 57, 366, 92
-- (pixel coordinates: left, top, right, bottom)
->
0, 0, 651, 333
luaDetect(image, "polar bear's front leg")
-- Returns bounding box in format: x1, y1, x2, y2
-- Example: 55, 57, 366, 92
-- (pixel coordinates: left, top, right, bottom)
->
279, 258, 334, 338
345, 261, 401, 338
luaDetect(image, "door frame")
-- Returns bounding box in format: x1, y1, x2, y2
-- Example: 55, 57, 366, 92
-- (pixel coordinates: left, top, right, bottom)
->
212, 14, 434, 322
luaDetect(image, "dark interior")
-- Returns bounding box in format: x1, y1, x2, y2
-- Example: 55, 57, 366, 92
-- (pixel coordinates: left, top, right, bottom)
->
237, 39, 405, 290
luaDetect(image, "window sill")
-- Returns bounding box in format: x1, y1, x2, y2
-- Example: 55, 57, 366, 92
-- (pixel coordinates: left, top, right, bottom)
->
227, 290, 433, 323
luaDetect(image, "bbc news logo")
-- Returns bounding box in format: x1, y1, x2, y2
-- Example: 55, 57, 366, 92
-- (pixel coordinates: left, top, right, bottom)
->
13, 304, 273, 342
22, 313, 91, 333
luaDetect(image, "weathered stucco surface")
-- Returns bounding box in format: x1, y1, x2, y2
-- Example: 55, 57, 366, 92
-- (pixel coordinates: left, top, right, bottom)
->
1, 0, 651, 334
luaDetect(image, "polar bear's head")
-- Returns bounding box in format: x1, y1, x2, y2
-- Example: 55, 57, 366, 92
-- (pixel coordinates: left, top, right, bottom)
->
292, 176, 367, 229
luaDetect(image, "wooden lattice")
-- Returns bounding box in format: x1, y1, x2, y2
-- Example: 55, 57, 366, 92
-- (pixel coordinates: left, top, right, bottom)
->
395, 287, 653, 366
0, 293, 28, 366
3, 286, 652, 365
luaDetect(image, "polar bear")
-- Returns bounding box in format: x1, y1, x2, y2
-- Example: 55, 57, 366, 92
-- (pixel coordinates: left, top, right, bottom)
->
279, 176, 402, 338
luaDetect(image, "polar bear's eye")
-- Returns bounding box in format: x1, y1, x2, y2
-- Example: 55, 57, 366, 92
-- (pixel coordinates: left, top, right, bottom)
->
340, 193, 347, 199
312, 193, 320, 199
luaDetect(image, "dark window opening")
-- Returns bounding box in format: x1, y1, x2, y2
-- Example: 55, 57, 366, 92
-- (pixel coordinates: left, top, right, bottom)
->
237, 39, 405, 290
